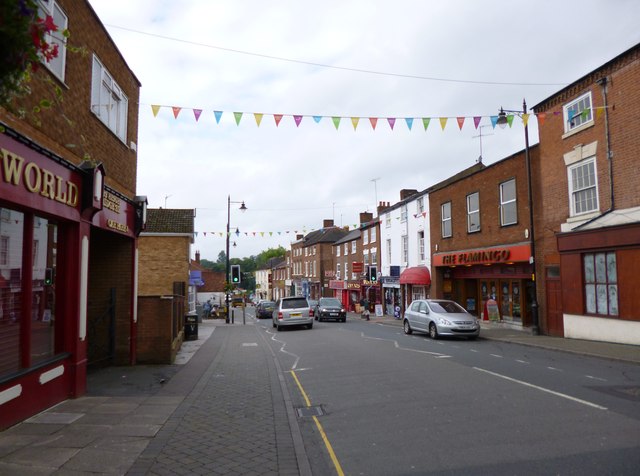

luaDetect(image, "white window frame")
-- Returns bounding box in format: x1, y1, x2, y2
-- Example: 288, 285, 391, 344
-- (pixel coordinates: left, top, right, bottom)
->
385, 214, 391, 228
563, 92, 593, 134
336, 263, 341, 280
417, 197, 424, 214
336, 246, 341, 257
344, 243, 348, 255
467, 192, 480, 233
401, 235, 408, 264
91, 55, 129, 143
500, 179, 517, 226
401, 205, 408, 222
345, 262, 349, 279
387, 239, 392, 264
441, 202, 452, 238
363, 229, 369, 245
351, 241, 356, 254
370, 227, 376, 243
38, 0, 68, 82
418, 231, 425, 261
568, 157, 599, 217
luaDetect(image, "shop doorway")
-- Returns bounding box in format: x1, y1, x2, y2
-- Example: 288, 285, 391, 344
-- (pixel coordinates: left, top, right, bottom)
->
499, 280, 522, 322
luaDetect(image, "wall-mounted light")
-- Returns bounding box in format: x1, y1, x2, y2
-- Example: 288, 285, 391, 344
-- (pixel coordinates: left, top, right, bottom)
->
134, 195, 148, 236
79, 161, 105, 219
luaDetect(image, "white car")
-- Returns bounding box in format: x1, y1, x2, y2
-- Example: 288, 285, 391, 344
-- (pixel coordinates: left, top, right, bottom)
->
403, 299, 480, 340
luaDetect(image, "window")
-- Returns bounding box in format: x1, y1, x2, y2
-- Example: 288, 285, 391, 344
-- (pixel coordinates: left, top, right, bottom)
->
370, 250, 377, 266
336, 263, 341, 280
91, 55, 129, 142
304, 248, 308, 256
351, 241, 356, 254
370, 227, 376, 243
441, 202, 452, 238
385, 214, 391, 228
418, 231, 425, 261
467, 192, 480, 233
417, 197, 424, 214
401, 235, 408, 264
344, 243, 348, 255
336, 246, 341, 257
387, 239, 392, 264
363, 229, 369, 245
0, 235, 8, 265
364, 252, 369, 265
38, 0, 68, 81
401, 205, 408, 222
584, 252, 618, 316
569, 158, 598, 216
500, 179, 517, 226
345, 262, 349, 279
564, 92, 593, 133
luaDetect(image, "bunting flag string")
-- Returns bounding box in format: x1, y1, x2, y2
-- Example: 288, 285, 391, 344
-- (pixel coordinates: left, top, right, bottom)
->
193, 212, 428, 239
147, 104, 610, 132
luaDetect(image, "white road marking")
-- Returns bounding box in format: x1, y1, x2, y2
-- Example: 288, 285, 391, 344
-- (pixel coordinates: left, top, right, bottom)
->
490, 354, 503, 358
266, 329, 301, 370
515, 359, 530, 364
474, 367, 608, 410
547, 366, 562, 372
585, 375, 607, 382
361, 332, 450, 358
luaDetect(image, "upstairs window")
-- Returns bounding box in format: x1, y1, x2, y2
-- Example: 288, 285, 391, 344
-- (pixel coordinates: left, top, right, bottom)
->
416, 197, 424, 214
569, 158, 598, 216
91, 55, 128, 142
441, 202, 452, 238
400, 205, 408, 222
500, 179, 517, 226
401, 235, 408, 264
467, 192, 480, 233
351, 241, 357, 254
418, 231, 425, 261
385, 214, 391, 228
370, 227, 376, 243
38, 0, 68, 81
363, 229, 369, 245
564, 92, 593, 133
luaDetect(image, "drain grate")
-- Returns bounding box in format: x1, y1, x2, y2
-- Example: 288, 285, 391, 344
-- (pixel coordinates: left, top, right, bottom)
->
296, 405, 325, 418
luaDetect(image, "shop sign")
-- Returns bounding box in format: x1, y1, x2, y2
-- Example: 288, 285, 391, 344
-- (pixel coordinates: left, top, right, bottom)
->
1, 140, 80, 210
329, 280, 345, 289
362, 280, 379, 286
352, 262, 363, 273
325, 270, 336, 278
93, 190, 135, 236
347, 282, 361, 290
433, 245, 531, 267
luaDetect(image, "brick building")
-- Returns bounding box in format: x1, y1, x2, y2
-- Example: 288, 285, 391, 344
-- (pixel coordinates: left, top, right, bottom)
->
430, 152, 539, 327
137, 209, 195, 363
532, 43, 640, 343
0, 0, 144, 429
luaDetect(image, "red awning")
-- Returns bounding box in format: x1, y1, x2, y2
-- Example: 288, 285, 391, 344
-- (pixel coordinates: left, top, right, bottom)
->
399, 266, 431, 286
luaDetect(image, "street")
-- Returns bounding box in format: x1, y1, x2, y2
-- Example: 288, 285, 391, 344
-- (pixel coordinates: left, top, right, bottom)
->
252, 309, 640, 475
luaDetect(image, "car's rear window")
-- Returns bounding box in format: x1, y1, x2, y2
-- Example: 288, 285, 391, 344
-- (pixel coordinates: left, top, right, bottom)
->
263, 302, 275, 308
282, 298, 308, 309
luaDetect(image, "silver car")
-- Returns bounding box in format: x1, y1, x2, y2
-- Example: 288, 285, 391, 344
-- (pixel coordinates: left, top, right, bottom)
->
403, 299, 480, 340
272, 296, 314, 331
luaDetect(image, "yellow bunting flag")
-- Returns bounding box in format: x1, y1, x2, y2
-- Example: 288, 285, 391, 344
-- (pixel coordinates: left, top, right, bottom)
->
439, 117, 448, 130
351, 117, 360, 130
254, 113, 264, 127
151, 105, 161, 117
522, 113, 530, 127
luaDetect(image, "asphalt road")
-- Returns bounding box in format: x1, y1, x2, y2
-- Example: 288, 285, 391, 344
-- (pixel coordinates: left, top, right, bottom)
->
251, 308, 640, 475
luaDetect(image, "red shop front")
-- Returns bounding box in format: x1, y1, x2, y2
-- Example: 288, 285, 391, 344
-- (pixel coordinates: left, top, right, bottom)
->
0, 128, 143, 429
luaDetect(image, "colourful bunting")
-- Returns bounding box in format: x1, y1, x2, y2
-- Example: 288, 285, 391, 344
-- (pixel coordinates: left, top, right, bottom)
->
172, 107, 181, 119
473, 116, 481, 129
233, 112, 243, 125
439, 117, 448, 130
214, 111, 223, 124
456, 117, 465, 130
254, 113, 264, 126
151, 105, 160, 117
294, 115, 303, 127
274, 114, 283, 127
193, 109, 202, 122
351, 117, 360, 130
387, 118, 396, 130
332, 117, 341, 130
422, 117, 431, 131
369, 117, 378, 130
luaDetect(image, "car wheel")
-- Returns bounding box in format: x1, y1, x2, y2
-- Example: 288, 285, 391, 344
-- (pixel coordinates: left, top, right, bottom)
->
272, 321, 276, 328
403, 320, 413, 335
276, 324, 282, 332
308, 323, 313, 329
342, 317, 346, 323
429, 322, 439, 339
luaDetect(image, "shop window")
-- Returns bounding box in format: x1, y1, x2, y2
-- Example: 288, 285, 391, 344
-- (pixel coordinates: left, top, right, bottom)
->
38, 0, 68, 81
91, 55, 129, 142
584, 252, 618, 316
412, 286, 426, 301
563, 92, 593, 134
467, 192, 480, 233
569, 158, 599, 216
500, 179, 517, 226
441, 202, 452, 238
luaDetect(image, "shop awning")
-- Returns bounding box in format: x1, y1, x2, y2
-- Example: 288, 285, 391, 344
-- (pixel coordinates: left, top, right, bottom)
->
399, 266, 431, 286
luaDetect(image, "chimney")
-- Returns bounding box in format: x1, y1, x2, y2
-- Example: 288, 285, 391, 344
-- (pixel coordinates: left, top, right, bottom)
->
323, 219, 334, 228
296, 234, 304, 240
195, 250, 200, 263
359, 212, 373, 225
377, 201, 390, 216
400, 189, 418, 200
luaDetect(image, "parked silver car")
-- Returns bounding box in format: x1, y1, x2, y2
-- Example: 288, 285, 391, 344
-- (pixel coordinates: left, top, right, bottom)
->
272, 296, 314, 331
403, 299, 480, 339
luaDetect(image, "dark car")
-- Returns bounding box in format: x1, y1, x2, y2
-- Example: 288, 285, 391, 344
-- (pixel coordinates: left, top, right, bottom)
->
255, 300, 275, 319
314, 297, 346, 322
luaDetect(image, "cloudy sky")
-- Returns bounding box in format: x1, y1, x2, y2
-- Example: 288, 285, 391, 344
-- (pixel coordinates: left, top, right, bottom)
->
88, 0, 640, 261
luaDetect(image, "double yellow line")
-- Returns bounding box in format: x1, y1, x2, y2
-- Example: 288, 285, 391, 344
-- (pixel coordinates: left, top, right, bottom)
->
290, 370, 345, 476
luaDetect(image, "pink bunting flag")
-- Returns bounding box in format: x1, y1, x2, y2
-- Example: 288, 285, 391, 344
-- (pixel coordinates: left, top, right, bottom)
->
151, 105, 161, 117
172, 107, 181, 119
294, 115, 303, 127
274, 114, 283, 127
369, 117, 378, 130
456, 117, 465, 130
193, 109, 202, 122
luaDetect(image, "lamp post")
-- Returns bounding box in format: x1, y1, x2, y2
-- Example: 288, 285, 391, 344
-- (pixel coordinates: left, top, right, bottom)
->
497, 100, 539, 335
225, 195, 247, 323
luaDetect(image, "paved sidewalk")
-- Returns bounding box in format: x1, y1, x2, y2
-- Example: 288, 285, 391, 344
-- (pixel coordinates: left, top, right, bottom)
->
0, 313, 637, 475
0, 321, 309, 475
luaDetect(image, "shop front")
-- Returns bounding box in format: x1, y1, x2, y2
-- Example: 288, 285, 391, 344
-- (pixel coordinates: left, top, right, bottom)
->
0, 127, 142, 430
432, 244, 534, 326
399, 266, 431, 313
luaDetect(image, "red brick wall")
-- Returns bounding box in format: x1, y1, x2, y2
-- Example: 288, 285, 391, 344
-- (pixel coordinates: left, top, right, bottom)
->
1, 0, 141, 197
137, 297, 183, 364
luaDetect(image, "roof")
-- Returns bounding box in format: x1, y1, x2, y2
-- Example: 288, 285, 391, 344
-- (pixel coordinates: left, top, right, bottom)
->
333, 229, 361, 245
144, 209, 194, 234
304, 227, 350, 246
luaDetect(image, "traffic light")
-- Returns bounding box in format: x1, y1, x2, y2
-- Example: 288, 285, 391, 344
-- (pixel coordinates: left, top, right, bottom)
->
368, 265, 377, 282
44, 268, 54, 286
231, 264, 241, 284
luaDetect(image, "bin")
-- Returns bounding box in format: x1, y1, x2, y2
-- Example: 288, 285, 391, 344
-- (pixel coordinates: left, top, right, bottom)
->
184, 312, 198, 341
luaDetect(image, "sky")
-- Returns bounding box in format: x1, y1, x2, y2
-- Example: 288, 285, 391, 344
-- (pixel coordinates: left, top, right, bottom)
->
87, 0, 640, 262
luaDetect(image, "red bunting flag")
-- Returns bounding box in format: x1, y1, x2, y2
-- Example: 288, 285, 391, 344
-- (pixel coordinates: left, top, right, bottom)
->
369, 117, 378, 130
274, 114, 283, 127
456, 117, 465, 130
172, 107, 181, 119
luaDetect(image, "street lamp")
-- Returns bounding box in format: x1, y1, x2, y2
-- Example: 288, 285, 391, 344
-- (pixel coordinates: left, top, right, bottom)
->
497, 99, 539, 335
226, 195, 247, 323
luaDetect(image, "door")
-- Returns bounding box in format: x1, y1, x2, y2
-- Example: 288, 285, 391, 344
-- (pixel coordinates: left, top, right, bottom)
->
545, 267, 564, 336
